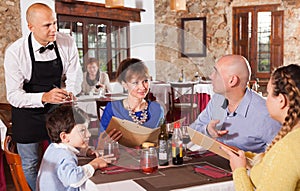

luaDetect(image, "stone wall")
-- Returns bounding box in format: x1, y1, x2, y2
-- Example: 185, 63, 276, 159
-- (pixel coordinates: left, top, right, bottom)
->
0, 0, 300, 102
154, 0, 300, 82
0, 0, 21, 103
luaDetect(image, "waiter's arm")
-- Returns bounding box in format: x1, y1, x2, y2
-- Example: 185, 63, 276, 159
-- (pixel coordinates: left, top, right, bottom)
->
4, 47, 44, 108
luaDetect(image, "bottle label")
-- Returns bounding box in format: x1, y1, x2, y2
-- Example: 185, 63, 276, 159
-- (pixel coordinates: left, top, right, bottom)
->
159, 153, 168, 160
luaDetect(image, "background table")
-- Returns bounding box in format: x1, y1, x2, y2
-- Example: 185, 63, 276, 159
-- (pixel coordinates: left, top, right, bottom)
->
76, 93, 128, 120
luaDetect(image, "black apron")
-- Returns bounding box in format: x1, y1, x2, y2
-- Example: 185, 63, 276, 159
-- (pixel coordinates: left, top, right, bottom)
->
12, 33, 63, 143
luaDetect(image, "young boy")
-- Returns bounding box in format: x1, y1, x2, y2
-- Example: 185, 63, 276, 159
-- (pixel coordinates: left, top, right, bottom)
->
36, 105, 114, 190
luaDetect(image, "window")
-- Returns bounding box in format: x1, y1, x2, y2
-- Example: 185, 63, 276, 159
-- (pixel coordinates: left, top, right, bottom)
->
55, 0, 144, 80
233, 4, 284, 80
58, 16, 129, 80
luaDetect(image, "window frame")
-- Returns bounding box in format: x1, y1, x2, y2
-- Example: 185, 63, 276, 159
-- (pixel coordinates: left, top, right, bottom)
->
55, 0, 144, 80
57, 16, 130, 80
232, 4, 284, 80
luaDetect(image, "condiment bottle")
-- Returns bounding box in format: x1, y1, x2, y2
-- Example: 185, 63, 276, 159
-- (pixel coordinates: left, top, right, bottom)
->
172, 121, 183, 165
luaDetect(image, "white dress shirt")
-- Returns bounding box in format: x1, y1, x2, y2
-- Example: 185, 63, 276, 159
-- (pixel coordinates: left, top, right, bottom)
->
4, 32, 83, 108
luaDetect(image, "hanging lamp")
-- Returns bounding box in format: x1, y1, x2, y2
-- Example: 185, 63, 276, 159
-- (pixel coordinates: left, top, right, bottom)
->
105, 0, 124, 8
170, 0, 187, 11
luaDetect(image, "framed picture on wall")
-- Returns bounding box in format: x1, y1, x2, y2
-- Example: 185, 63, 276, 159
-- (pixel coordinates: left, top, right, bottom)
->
181, 17, 207, 57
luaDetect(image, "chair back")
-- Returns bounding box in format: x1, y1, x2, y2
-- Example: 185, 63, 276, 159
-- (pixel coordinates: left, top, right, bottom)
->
0, 103, 12, 129
4, 136, 31, 191
169, 82, 198, 124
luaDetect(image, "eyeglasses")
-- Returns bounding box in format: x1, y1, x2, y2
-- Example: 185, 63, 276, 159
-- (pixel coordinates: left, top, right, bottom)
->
126, 79, 150, 87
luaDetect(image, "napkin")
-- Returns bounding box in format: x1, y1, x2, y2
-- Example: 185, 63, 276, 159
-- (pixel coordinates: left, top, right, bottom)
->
194, 165, 232, 178
100, 165, 134, 175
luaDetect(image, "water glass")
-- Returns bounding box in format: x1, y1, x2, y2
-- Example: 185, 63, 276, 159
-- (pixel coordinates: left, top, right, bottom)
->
103, 141, 120, 160
181, 126, 192, 161
140, 147, 158, 174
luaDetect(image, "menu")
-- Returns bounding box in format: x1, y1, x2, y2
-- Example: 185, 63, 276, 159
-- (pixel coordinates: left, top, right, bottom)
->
187, 127, 253, 163
106, 116, 160, 148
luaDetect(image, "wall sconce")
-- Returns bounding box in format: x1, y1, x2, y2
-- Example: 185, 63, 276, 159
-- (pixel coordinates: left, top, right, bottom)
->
105, 0, 124, 8
170, 0, 187, 11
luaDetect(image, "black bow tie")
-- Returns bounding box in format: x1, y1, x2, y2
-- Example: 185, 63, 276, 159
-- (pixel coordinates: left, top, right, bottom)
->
39, 44, 54, 53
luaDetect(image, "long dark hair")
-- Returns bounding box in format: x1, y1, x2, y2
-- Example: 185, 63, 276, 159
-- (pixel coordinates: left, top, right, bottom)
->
266, 64, 300, 151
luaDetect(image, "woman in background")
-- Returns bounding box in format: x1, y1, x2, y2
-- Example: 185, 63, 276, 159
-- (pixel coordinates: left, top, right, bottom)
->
81, 58, 112, 95
223, 64, 300, 191
96, 58, 164, 148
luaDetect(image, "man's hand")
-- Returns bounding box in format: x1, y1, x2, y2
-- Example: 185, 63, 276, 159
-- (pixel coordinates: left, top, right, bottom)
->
42, 87, 71, 104
206, 119, 228, 138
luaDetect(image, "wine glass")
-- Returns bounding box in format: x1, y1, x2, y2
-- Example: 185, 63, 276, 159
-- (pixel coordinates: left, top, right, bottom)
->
181, 125, 192, 161
95, 84, 104, 97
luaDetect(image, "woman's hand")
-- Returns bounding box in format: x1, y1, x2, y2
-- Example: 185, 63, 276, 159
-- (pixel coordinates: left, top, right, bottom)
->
107, 129, 122, 142
221, 146, 247, 171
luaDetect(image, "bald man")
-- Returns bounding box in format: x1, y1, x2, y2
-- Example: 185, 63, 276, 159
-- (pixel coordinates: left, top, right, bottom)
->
190, 55, 281, 153
4, 3, 82, 190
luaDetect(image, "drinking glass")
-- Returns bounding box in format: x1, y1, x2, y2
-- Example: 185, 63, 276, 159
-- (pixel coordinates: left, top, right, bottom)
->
140, 147, 158, 174
103, 141, 119, 163
166, 123, 173, 162
181, 126, 192, 161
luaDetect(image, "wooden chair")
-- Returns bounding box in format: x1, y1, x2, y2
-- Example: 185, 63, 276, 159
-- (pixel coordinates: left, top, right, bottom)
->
168, 82, 198, 125
4, 136, 31, 191
0, 103, 12, 129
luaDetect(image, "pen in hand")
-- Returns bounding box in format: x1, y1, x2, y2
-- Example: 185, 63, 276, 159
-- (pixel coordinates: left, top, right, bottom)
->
52, 84, 72, 102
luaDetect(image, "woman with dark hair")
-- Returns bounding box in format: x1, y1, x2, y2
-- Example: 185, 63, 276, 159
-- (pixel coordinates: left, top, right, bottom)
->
223, 64, 300, 191
81, 58, 112, 95
96, 58, 164, 148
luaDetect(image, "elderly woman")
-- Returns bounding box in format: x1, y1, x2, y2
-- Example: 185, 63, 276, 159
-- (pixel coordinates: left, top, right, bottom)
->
81, 58, 112, 95
96, 58, 164, 148
223, 64, 300, 191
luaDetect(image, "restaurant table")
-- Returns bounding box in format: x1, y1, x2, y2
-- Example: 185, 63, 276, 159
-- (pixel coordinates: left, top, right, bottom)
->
76, 93, 128, 120
79, 151, 234, 191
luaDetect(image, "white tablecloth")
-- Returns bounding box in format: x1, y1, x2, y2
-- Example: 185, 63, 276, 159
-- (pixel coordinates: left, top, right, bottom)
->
76, 93, 127, 121
76, 95, 99, 120
83, 179, 235, 191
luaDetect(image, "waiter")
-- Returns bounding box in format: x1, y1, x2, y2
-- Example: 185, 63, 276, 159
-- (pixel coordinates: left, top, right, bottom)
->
4, 3, 82, 190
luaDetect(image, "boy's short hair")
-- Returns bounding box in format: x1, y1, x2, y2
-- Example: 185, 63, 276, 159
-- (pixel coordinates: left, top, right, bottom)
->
46, 105, 90, 143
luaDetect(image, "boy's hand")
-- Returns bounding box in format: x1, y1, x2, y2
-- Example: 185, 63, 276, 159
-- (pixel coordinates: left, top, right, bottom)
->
89, 154, 116, 170
86, 148, 99, 158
